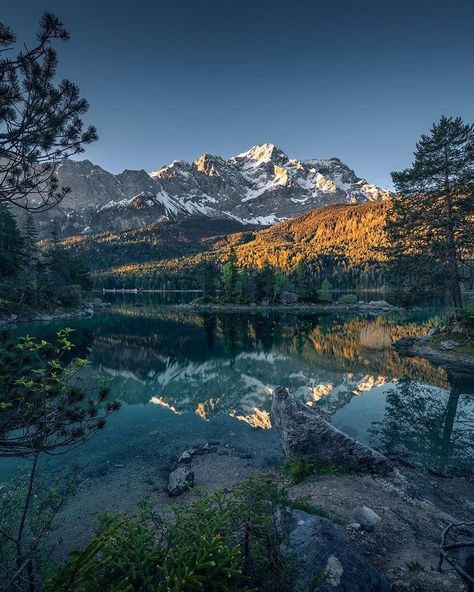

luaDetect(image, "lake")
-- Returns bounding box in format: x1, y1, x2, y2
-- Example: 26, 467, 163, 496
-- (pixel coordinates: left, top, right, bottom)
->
4, 303, 474, 483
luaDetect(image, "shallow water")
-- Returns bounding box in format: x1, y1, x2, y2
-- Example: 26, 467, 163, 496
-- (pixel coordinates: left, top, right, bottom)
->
3, 303, 474, 480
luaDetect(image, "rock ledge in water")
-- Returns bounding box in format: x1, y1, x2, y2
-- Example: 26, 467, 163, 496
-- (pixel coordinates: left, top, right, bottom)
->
271, 386, 395, 476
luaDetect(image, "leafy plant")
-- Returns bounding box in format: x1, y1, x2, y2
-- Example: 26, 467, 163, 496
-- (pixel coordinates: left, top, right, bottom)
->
0, 330, 119, 590
47, 476, 297, 592
0, 468, 79, 590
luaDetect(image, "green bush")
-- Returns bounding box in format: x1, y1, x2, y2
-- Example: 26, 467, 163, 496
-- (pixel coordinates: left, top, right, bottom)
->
58, 284, 83, 307
46, 476, 296, 592
281, 458, 315, 484
460, 307, 474, 329
282, 458, 354, 484
338, 293, 358, 305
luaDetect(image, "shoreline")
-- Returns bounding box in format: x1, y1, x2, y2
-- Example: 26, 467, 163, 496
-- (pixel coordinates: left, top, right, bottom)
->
116, 300, 401, 315
0, 303, 97, 328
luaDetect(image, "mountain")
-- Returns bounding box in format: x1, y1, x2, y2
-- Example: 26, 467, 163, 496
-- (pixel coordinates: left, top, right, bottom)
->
29, 144, 391, 238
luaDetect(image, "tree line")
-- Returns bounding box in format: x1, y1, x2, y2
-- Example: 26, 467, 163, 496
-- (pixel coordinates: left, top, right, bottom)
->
0, 206, 91, 315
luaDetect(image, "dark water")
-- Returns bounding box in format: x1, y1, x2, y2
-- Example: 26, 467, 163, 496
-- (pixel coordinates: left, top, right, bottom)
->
4, 304, 474, 479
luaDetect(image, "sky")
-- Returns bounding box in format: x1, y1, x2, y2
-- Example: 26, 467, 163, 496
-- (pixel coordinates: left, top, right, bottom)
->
2, 0, 474, 188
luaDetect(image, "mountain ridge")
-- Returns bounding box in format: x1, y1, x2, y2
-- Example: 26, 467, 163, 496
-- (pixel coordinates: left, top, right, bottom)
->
28, 143, 391, 238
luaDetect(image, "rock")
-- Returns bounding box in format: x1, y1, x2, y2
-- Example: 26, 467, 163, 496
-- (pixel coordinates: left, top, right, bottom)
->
351, 506, 381, 532
178, 450, 193, 463
348, 522, 361, 531
280, 291, 299, 305
271, 387, 395, 476
285, 510, 390, 591
464, 499, 474, 511
426, 327, 439, 338
113, 463, 125, 468
438, 339, 459, 351
238, 452, 252, 459
395, 337, 417, 349
367, 300, 393, 309
167, 465, 194, 496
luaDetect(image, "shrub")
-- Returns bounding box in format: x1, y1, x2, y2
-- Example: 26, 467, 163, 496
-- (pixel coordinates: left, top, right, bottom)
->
460, 307, 474, 329
338, 293, 358, 305
281, 458, 315, 484
282, 458, 354, 484
46, 476, 296, 592
58, 284, 83, 307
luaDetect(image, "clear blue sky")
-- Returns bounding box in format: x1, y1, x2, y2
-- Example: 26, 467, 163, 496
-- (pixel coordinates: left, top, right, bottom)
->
3, 0, 474, 188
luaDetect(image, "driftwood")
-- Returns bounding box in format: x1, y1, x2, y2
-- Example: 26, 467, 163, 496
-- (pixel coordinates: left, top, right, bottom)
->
438, 521, 474, 590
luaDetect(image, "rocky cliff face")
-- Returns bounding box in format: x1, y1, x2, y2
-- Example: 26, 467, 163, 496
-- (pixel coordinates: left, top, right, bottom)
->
27, 144, 391, 237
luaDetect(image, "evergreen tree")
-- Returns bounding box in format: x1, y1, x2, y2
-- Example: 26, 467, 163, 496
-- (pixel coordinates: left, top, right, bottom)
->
197, 256, 218, 296
0, 206, 24, 278
319, 278, 332, 302
22, 213, 39, 274
221, 248, 239, 302
273, 270, 289, 302
389, 116, 474, 313
0, 13, 97, 211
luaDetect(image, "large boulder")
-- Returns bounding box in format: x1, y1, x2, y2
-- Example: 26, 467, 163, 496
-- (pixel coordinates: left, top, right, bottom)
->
271, 387, 395, 476
167, 465, 194, 496
280, 291, 299, 305
286, 510, 390, 591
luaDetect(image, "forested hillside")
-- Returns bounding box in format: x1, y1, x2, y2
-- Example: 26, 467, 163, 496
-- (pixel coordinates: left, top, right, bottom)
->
52, 201, 391, 292
52, 217, 255, 272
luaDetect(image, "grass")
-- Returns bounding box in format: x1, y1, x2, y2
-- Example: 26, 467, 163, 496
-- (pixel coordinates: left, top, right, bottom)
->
281, 457, 354, 485
405, 560, 424, 572
431, 331, 474, 354
288, 497, 344, 526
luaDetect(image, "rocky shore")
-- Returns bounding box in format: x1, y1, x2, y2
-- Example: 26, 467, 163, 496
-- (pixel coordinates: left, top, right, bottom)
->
0, 302, 107, 328
142, 299, 400, 316
159, 387, 473, 592
395, 321, 474, 373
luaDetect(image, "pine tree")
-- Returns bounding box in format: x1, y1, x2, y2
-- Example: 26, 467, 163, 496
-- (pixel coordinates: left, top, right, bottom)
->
22, 213, 39, 274
221, 248, 239, 302
389, 116, 474, 314
0, 13, 97, 212
0, 206, 24, 278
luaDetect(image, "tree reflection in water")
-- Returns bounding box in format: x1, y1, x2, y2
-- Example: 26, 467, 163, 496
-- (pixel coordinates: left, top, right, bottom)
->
371, 378, 474, 474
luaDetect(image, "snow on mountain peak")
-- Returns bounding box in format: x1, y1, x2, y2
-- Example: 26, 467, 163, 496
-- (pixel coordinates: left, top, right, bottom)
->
39, 146, 391, 238
232, 143, 287, 165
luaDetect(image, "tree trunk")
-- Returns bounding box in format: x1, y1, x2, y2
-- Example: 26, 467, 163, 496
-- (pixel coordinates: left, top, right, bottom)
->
437, 387, 461, 473
443, 146, 463, 317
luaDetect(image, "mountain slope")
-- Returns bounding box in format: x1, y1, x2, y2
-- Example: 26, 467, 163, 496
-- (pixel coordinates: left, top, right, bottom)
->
29, 144, 391, 238
55, 201, 391, 288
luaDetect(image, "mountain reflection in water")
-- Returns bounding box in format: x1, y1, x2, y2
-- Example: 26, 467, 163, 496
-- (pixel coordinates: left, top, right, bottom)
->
16, 306, 474, 473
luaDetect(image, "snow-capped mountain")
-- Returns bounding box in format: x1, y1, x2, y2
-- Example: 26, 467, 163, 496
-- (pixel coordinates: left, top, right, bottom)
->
30, 144, 391, 237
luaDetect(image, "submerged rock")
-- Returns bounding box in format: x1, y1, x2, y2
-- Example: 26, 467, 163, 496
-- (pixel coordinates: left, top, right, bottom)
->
167, 465, 194, 496
286, 509, 390, 591
271, 386, 395, 476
